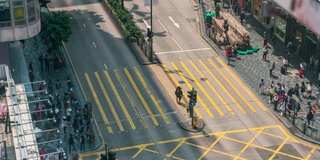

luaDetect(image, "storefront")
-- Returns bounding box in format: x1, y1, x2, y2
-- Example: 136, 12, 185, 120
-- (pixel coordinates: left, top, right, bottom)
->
251, 0, 270, 26
273, 14, 287, 42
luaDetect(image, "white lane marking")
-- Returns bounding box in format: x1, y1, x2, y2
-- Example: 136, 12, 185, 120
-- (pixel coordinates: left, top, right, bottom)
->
83, 23, 86, 27
171, 37, 183, 51
104, 64, 108, 70
157, 19, 167, 32
145, 7, 154, 15
142, 19, 150, 28
168, 16, 180, 28
155, 48, 211, 55
92, 42, 96, 47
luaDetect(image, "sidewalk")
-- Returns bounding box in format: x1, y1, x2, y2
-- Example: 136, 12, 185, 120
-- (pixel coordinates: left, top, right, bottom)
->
8, 35, 101, 158
200, 1, 320, 144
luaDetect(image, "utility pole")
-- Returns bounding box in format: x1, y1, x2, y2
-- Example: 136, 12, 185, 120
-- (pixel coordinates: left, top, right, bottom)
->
148, 0, 153, 62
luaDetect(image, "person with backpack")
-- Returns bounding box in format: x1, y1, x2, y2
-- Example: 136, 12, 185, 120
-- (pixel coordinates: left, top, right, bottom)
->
175, 86, 183, 104
268, 60, 275, 77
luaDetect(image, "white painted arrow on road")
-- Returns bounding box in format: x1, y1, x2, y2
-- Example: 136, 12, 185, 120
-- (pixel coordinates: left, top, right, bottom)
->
169, 16, 180, 29
142, 19, 150, 28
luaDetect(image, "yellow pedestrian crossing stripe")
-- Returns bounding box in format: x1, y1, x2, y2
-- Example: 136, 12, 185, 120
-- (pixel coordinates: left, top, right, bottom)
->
82, 57, 267, 132
134, 67, 170, 124
95, 72, 125, 132
123, 68, 159, 126
162, 64, 203, 119
103, 70, 136, 130
171, 62, 214, 118
84, 73, 113, 134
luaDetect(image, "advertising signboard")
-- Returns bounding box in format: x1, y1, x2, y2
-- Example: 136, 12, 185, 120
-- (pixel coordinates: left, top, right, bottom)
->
273, 0, 320, 36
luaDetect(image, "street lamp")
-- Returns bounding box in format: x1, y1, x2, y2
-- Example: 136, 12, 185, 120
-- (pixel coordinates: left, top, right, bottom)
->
148, 0, 154, 62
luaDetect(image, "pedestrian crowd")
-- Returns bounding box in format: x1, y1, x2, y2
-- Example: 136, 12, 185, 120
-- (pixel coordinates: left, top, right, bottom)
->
26, 51, 95, 160
259, 78, 317, 127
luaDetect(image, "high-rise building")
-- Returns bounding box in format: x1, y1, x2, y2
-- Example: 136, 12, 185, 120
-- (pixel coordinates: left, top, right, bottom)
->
0, 0, 40, 42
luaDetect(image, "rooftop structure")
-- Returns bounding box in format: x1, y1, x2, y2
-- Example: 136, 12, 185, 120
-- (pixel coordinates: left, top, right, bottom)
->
0, 0, 41, 42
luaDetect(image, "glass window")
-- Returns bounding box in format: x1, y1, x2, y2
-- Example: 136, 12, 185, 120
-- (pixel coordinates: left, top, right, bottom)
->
28, 16, 36, 23
14, 7, 25, 20
28, 3, 35, 17
15, 19, 26, 26
12, 0, 23, 6
0, 2, 10, 21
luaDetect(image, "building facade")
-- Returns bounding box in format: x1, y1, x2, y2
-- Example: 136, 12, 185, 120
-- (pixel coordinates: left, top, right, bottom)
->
250, 0, 320, 60
0, 0, 40, 42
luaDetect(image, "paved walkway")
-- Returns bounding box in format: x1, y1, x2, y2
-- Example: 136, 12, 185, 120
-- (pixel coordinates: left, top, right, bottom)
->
8, 35, 101, 158
199, 1, 320, 143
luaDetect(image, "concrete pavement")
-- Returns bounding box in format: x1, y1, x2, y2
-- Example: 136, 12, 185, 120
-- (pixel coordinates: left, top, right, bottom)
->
8, 35, 101, 158
199, 0, 320, 144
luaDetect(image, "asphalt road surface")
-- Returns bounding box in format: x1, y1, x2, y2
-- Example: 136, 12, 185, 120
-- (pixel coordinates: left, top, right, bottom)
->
49, 0, 320, 159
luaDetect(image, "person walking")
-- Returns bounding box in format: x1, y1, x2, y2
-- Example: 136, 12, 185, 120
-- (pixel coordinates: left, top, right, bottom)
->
286, 52, 292, 66
269, 85, 275, 103
259, 79, 265, 95
56, 79, 61, 93
262, 46, 268, 61
62, 116, 68, 134
318, 73, 320, 87
307, 82, 313, 98
72, 149, 79, 160
306, 110, 314, 127
309, 55, 315, 71
44, 55, 50, 73
273, 93, 279, 112
68, 134, 76, 153
282, 58, 288, 72
38, 53, 44, 72
240, 11, 245, 25
73, 118, 79, 136
29, 70, 35, 87
35, 104, 41, 120
80, 133, 85, 152
48, 79, 54, 94
66, 77, 73, 91
66, 105, 72, 123
175, 86, 183, 104
268, 60, 275, 77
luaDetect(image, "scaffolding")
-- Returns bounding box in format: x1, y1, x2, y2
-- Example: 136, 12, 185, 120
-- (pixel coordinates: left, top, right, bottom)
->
0, 65, 62, 160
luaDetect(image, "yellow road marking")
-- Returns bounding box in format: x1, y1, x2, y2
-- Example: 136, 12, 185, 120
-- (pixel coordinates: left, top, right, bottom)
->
132, 146, 145, 158
180, 61, 223, 116
223, 136, 303, 160
114, 70, 148, 128
305, 147, 317, 160
80, 125, 315, 159
171, 62, 214, 117
123, 68, 159, 126
268, 137, 290, 160
162, 64, 203, 119
207, 58, 257, 112
215, 57, 267, 111
234, 128, 264, 160
63, 42, 106, 149
186, 142, 246, 160
94, 72, 124, 132
198, 134, 224, 160
167, 139, 186, 157
134, 67, 170, 124
194, 60, 237, 115
84, 73, 112, 133
104, 70, 136, 130
199, 59, 246, 114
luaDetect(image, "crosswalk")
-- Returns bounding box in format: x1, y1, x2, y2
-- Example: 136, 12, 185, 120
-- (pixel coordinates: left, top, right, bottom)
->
83, 57, 268, 134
